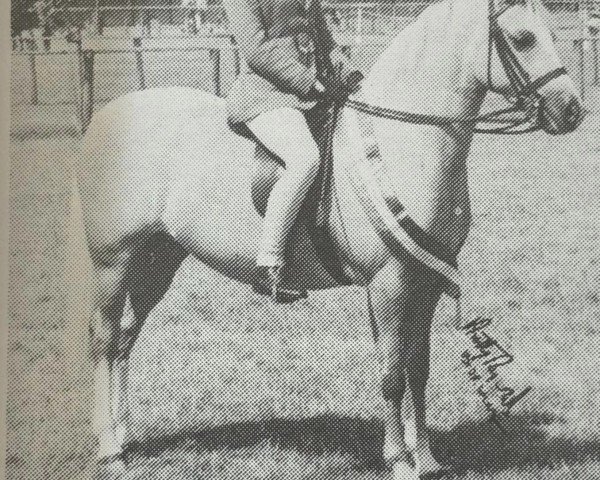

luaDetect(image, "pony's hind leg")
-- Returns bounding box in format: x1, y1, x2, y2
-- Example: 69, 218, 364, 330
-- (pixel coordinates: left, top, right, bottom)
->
89, 254, 129, 478
111, 232, 188, 451
125, 232, 188, 327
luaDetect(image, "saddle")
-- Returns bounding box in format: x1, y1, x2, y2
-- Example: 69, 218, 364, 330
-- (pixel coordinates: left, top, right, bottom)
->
250, 101, 352, 301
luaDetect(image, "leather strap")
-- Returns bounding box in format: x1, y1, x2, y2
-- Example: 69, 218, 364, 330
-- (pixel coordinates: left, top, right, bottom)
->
345, 0, 568, 135
488, 0, 567, 100
346, 158, 461, 299
525, 66, 567, 95
304, 102, 353, 287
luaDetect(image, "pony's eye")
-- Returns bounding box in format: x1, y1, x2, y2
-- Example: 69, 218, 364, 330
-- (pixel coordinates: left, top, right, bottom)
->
512, 30, 536, 51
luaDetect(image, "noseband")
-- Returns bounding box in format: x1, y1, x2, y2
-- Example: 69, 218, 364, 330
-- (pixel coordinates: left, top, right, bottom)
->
346, 0, 568, 134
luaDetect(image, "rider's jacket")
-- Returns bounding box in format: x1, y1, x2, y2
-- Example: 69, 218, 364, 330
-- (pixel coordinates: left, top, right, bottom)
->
223, 0, 353, 125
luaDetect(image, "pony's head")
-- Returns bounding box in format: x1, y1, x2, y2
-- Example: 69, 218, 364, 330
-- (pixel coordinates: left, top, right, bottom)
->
480, 0, 583, 134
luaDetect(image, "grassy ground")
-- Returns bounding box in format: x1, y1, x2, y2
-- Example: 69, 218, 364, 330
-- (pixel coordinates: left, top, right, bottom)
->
7, 22, 600, 480
7, 95, 600, 480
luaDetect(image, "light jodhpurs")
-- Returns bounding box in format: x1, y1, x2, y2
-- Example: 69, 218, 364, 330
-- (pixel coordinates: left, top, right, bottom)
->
247, 107, 320, 267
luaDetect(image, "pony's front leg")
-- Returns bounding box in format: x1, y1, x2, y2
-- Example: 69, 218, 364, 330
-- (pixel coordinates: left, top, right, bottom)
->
368, 259, 446, 479
368, 258, 420, 480
402, 279, 448, 478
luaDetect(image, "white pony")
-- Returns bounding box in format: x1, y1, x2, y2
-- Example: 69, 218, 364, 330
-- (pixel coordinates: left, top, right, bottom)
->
67, 0, 583, 478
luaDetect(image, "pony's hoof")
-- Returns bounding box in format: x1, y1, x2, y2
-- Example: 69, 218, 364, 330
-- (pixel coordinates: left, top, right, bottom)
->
391, 461, 420, 480
94, 454, 127, 480
251, 267, 307, 303
418, 458, 453, 479
386, 452, 419, 480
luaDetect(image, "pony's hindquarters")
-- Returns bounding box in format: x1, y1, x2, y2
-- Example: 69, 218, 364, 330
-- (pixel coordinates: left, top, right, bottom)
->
76, 86, 347, 294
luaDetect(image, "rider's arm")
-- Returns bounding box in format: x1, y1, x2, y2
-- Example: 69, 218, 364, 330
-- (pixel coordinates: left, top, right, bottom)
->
223, 0, 318, 97
323, 23, 362, 90
330, 46, 353, 80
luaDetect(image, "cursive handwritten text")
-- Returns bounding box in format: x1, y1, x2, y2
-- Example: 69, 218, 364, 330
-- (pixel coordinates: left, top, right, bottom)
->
461, 317, 532, 430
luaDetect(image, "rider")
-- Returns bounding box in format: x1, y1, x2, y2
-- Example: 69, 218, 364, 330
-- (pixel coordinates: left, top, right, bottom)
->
223, 0, 362, 299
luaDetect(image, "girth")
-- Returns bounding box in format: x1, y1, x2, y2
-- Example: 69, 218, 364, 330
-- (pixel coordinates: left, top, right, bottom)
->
345, 155, 461, 299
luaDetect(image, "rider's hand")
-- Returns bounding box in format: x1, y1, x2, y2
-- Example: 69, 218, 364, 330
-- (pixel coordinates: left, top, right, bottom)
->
345, 70, 364, 95
301, 71, 363, 103
330, 47, 363, 92
314, 80, 326, 94
323, 70, 364, 103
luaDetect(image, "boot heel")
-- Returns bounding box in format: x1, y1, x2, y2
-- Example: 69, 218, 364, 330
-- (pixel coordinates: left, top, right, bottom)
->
251, 266, 308, 304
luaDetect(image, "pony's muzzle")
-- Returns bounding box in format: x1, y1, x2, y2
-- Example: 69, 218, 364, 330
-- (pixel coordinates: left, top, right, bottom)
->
538, 78, 585, 135
563, 97, 584, 130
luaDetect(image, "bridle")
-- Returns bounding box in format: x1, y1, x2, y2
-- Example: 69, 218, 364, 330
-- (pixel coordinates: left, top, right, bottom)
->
485, 0, 567, 131
346, 0, 569, 134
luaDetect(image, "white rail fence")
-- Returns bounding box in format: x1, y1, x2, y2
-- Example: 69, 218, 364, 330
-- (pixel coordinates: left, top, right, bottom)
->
11, 33, 599, 135
13, 0, 600, 43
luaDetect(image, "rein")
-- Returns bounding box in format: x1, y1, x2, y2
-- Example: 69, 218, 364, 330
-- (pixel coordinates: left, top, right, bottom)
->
347, 0, 568, 135
346, 98, 535, 134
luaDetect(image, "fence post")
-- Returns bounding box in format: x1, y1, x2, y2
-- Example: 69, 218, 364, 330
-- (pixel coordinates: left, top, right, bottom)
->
76, 40, 84, 131
594, 37, 599, 86
233, 47, 241, 76
231, 36, 241, 76
355, 7, 363, 44
210, 48, 221, 96
98, 12, 104, 35
575, 39, 586, 101
29, 53, 39, 105
341, 44, 352, 59
133, 37, 146, 90
79, 50, 95, 133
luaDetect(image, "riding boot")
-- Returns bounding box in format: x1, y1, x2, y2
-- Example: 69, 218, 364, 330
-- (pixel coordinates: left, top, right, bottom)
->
252, 266, 308, 303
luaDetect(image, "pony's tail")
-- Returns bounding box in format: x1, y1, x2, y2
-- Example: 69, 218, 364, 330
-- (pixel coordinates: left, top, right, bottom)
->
63, 173, 94, 373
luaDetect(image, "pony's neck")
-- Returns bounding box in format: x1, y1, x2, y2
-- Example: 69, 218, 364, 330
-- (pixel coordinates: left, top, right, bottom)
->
362, 0, 487, 118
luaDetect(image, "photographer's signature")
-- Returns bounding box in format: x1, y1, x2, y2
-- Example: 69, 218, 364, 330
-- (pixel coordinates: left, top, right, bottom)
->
461, 317, 532, 430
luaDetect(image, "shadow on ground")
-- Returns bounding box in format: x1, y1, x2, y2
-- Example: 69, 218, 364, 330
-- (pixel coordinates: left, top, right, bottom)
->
124, 412, 600, 474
